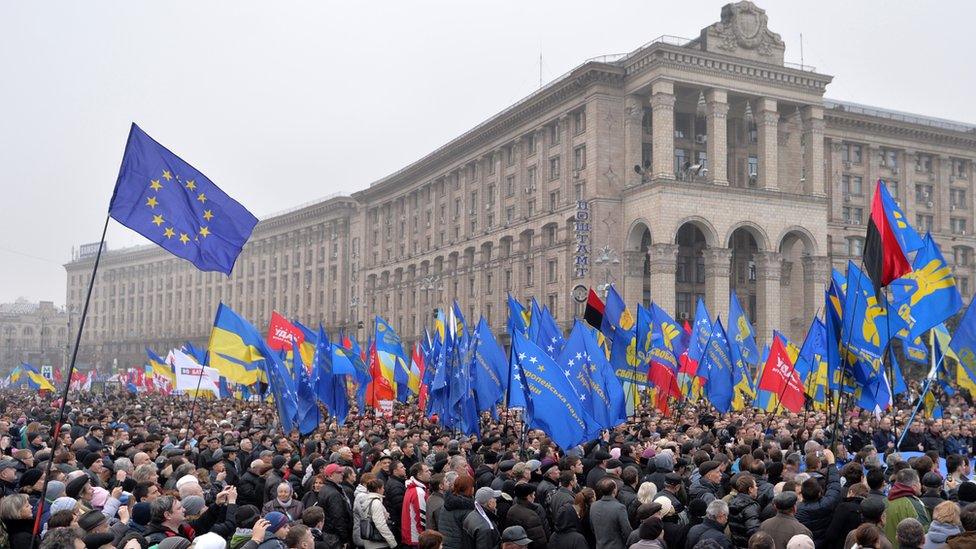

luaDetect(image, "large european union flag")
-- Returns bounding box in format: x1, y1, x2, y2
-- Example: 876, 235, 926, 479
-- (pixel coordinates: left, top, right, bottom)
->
109, 123, 258, 274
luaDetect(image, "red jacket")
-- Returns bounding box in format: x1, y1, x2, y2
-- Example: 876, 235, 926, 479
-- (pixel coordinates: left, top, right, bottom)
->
401, 477, 428, 544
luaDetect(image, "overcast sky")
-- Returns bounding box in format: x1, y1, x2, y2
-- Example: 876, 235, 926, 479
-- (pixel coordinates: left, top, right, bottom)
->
1, 1, 974, 306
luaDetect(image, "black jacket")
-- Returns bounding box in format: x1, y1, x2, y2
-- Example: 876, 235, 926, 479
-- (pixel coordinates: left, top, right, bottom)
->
317, 479, 352, 544
438, 493, 475, 549
506, 500, 549, 549
687, 518, 733, 549
220, 458, 241, 487
237, 470, 266, 509
190, 502, 237, 538
728, 493, 762, 548
3, 518, 37, 549
384, 475, 407, 540
548, 505, 588, 549
795, 466, 842, 548
826, 496, 863, 549
474, 465, 495, 489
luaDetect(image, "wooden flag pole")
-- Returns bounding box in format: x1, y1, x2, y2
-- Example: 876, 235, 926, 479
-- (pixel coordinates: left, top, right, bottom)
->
32, 214, 111, 542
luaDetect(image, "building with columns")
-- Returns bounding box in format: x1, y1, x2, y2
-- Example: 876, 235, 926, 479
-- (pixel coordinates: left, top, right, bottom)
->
65, 1, 975, 370
0, 299, 69, 373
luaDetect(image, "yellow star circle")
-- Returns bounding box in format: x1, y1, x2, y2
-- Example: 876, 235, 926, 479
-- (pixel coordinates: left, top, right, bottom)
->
149, 179, 163, 191
179, 233, 190, 244
186, 180, 196, 191
203, 210, 214, 221
146, 196, 159, 208
197, 193, 207, 203
199, 226, 210, 238
152, 214, 164, 226
163, 227, 175, 239
162, 170, 173, 181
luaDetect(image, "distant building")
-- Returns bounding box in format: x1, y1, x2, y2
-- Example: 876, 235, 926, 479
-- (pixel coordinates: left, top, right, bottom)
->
65, 1, 975, 369
0, 299, 69, 373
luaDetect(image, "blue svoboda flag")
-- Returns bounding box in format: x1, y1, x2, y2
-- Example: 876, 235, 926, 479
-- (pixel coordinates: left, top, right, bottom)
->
511, 330, 593, 450
109, 124, 258, 274
889, 233, 963, 340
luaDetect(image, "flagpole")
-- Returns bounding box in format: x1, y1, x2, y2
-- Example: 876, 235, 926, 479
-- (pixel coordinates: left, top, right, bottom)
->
830, 260, 869, 447
896, 374, 936, 450
182, 358, 209, 449
32, 214, 111, 542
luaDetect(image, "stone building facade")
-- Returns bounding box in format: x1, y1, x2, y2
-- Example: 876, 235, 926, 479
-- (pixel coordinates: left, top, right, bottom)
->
65, 2, 976, 369
0, 299, 69, 372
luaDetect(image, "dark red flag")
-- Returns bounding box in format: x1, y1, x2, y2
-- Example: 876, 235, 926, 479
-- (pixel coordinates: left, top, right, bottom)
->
863, 180, 911, 295
583, 288, 605, 329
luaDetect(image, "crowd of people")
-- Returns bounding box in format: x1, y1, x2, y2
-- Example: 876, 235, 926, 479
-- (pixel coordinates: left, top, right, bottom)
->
0, 382, 974, 549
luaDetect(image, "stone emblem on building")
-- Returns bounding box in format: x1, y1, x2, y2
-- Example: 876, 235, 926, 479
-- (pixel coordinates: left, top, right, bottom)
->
698, 1, 786, 64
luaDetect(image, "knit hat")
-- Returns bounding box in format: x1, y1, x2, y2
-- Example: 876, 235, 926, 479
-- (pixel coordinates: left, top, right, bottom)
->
265, 511, 289, 533
174, 475, 199, 491
65, 475, 90, 498
182, 495, 206, 516
18, 468, 42, 489
83, 532, 114, 549
78, 509, 107, 532
787, 534, 815, 549
698, 461, 720, 476
923, 472, 943, 488
653, 496, 674, 517
45, 480, 66, 500
513, 483, 537, 499
960, 481, 976, 504
156, 538, 191, 549
639, 516, 664, 540
131, 502, 151, 526
272, 455, 287, 470
236, 505, 260, 528
191, 533, 226, 549
90, 487, 109, 508
860, 497, 886, 522
50, 497, 77, 515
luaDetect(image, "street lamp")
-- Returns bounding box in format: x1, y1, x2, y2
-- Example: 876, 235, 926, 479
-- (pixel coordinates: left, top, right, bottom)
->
418, 275, 443, 305
593, 216, 620, 298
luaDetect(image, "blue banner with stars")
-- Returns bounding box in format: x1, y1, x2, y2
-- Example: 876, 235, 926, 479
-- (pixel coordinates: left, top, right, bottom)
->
109, 123, 258, 274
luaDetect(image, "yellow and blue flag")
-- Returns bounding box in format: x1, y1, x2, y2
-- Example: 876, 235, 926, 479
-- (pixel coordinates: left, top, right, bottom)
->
729, 291, 758, 409
375, 316, 409, 402
293, 337, 320, 436
601, 284, 635, 338
146, 348, 176, 387
109, 124, 258, 274
949, 299, 976, 398
207, 303, 268, 385
890, 233, 963, 340
507, 294, 530, 337
11, 363, 54, 391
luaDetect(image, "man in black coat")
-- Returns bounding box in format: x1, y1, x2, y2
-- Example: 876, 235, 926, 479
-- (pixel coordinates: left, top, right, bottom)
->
383, 459, 408, 545
236, 459, 270, 509
727, 473, 762, 548
505, 483, 549, 549
686, 499, 733, 549
317, 463, 353, 547
219, 446, 241, 487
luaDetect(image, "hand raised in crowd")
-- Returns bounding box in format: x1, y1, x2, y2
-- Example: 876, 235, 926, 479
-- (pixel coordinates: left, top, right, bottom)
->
251, 518, 270, 542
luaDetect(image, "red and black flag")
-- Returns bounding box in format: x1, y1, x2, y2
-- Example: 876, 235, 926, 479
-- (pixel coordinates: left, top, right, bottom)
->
583, 288, 605, 329
863, 180, 912, 296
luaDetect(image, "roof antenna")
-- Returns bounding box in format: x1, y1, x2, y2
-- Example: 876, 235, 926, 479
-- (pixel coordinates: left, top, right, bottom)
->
799, 33, 804, 70
539, 49, 543, 88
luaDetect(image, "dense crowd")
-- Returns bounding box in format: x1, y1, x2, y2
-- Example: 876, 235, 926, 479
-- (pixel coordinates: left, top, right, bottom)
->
0, 382, 974, 549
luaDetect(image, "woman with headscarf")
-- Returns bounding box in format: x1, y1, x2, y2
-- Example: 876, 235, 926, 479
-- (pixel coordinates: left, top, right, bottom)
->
262, 481, 305, 522
1, 493, 38, 548
17, 468, 44, 508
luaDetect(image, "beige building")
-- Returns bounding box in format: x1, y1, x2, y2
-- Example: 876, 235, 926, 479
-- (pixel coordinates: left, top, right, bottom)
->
65, 1, 976, 370
0, 299, 69, 373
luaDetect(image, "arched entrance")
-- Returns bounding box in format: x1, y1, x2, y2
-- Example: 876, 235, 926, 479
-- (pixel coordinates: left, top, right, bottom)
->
674, 223, 707, 321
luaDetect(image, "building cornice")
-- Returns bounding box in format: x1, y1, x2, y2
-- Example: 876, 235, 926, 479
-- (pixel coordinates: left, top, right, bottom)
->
824, 106, 976, 151
354, 63, 626, 201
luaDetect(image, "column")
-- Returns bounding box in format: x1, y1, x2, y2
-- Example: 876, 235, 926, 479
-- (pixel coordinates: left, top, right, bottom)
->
754, 252, 783, 344
755, 98, 779, 191
650, 80, 676, 181
802, 255, 832, 326
703, 247, 732, 322
940, 155, 953, 234
624, 95, 646, 187
801, 105, 825, 196
622, 251, 646, 309
706, 89, 729, 186
648, 243, 679, 316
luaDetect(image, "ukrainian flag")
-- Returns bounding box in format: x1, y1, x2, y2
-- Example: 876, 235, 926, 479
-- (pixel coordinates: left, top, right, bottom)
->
207, 303, 268, 385
146, 348, 176, 387
292, 320, 319, 370
11, 363, 54, 391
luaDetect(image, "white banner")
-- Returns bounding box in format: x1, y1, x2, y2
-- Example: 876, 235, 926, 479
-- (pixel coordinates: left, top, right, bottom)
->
171, 349, 220, 396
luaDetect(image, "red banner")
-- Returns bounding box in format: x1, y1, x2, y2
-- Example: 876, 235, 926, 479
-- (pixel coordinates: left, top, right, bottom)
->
267, 311, 303, 351
758, 337, 805, 413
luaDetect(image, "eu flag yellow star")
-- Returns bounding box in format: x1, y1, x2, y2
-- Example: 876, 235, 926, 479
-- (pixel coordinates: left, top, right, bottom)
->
197, 193, 207, 203
186, 180, 196, 191
179, 232, 190, 244
203, 210, 214, 221
163, 227, 175, 239
162, 170, 173, 181
152, 214, 164, 226
149, 179, 163, 191
146, 196, 159, 208
199, 226, 210, 238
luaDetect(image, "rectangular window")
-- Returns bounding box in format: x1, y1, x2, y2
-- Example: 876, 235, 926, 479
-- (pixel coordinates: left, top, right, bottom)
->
488, 152, 496, 175
573, 109, 586, 134
469, 277, 475, 297
506, 206, 515, 223
548, 294, 558, 317
842, 175, 863, 196
916, 214, 934, 232
486, 273, 493, 294
575, 182, 586, 201
573, 145, 586, 171
527, 167, 537, 188
549, 191, 559, 211
505, 270, 512, 290
955, 247, 972, 266
883, 149, 898, 169
470, 191, 478, 212
842, 207, 863, 225
549, 156, 560, 180
506, 145, 515, 166
676, 293, 691, 320
527, 199, 536, 217
960, 277, 970, 297
506, 176, 515, 197
952, 217, 967, 234
526, 134, 537, 156
916, 153, 933, 173
549, 121, 560, 146
951, 188, 967, 209
847, 237, 864, 257
525, 265, 534, 286
674, 149, 687, 175
915, 184, 933, 204
547, 258, 558, 283
454, 198, 461, 218
850, 144, 863, 164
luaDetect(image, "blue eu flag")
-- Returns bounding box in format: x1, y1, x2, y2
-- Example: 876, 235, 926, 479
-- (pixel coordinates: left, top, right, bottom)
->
109, 124, 258, 274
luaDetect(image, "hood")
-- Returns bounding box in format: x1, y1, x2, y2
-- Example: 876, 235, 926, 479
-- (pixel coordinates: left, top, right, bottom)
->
928, 520, 962, 543
554, 504, 581, 533
443, 492, 475, 512
654, 453, 674, 472
888, 482, 919, 501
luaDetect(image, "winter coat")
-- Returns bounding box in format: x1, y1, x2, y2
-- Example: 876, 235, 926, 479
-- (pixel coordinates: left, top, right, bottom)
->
462, 506, 500, 549
884, 483, 932, 546
590, 494, 632, 549
923, 520, 962, 549
401, 477, 427, 545
548, 504, 589, 549
318, 479, 353, 546
383, 475, 407, 542
728, 492, 762, 548
946, 531, 976, 549
3, 518, 37, 549
427, 491, 445, 533
689, 477, 724, 503
506, 500, 549, 549
618, 483, 639, 525
237, 470, 266, 509
474, 466, 495, 489
437, 493, 475, 549
795, 466, 842, 548
629, 540, 667, 549
352, 491, 397, 548
687, 518, 734, 549
548, 487, 575, 524
826, 496, 864, 549
920, 490, 946, 516
759, 512, 813, 549
647, 453, 675, 491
